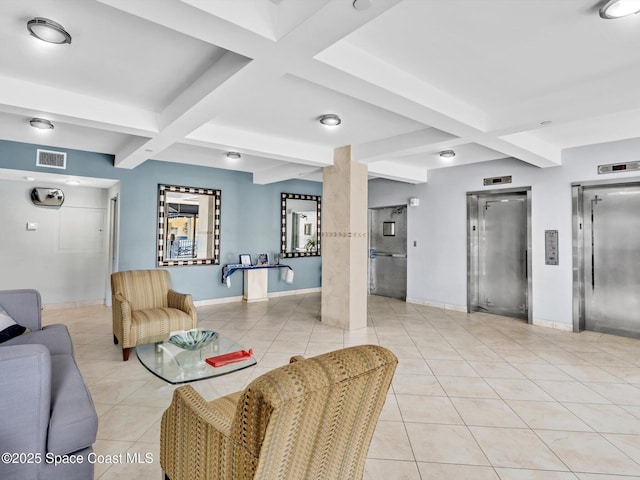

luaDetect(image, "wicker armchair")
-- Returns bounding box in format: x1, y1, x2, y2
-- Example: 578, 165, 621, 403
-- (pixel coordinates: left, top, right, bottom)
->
160, 344, 397, 480
111, 269, 197, 361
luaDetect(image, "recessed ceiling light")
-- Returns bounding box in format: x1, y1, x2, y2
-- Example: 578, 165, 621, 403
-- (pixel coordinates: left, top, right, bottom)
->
29, 118, 54, 130
352, 0, 373, 11
540, 120, 553, 126
319, 114, 341, 126
439, 150, 456, 159
226, 151, 242, 160
66, 179, 80, 185
27, 17, 72, 44
25, 176, 35, 182
599, 0, 640, 18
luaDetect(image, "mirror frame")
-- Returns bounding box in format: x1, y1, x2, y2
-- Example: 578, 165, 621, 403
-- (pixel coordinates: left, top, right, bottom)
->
157, 184, 221, 266
280, 192, 321, 258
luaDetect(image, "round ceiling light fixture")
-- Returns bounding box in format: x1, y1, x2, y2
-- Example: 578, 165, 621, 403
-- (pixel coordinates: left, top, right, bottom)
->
353, 0, 373, 11
27, 17, 72, 44
226, 151, 242, 160
29, 118, 54, 130
319, 114, 342, 126
438, 149, 456, 159
599, 0, 640, 18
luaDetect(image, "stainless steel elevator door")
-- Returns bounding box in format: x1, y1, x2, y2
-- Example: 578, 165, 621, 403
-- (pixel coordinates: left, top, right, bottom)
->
583, 185, 640, 337
368, 206, 407, 300
478, 195, 528, 319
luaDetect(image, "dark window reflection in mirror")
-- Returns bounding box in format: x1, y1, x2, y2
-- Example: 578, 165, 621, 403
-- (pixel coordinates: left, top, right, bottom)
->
281, 193, 321, 258
157, 184, 221, 266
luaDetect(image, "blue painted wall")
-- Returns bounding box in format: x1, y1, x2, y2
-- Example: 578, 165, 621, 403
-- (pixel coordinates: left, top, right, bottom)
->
0, 139, 321, 301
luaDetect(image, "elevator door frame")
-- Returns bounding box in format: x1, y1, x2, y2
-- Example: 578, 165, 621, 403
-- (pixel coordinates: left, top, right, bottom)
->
467, 187, 532, 324
572, 179, 640, 334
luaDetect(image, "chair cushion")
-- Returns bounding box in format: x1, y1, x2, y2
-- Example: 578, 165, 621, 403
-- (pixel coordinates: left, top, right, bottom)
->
2, 324, 74, 355
131, 307, 195, 344
47, 354, 98, 455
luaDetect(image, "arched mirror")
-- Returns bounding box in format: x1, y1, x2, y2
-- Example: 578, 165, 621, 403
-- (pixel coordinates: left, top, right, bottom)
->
281, 192, 321, 258
157, 184, 221, 266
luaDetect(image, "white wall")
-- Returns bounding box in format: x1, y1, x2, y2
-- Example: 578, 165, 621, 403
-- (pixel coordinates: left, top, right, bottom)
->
369, 137, 640, 328
0, 179, 109, 305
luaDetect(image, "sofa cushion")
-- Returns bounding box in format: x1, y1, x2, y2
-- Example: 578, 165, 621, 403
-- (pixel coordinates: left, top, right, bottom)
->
47, 354, 98, 455
0, 305, 29, 343
2, 324, 74, 355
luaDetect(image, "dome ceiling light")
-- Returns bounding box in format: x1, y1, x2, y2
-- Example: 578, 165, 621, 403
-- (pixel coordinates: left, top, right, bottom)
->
438, 150, 456, 160
27, 17, 72, 44
29, 118, 54, 130
599, 0, 640, 19
319, 114, 341, 126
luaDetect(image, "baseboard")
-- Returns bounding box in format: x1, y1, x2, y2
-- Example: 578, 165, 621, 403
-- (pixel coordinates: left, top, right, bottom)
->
194, 287, 321, 307
269, 287, 321, 298
532, 318, 573, 332
406, 297, 467, 313
42, 299, 105, 310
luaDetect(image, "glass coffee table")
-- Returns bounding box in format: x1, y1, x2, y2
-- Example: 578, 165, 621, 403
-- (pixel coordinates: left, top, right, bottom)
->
136, 332, 256, 384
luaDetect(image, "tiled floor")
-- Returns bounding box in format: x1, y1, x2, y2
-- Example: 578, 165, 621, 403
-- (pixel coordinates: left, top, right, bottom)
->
43, 293, 640, 480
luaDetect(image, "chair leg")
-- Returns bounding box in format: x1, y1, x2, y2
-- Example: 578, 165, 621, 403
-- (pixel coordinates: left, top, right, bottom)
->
113, 334, 119, 345
122, 347, 131, 361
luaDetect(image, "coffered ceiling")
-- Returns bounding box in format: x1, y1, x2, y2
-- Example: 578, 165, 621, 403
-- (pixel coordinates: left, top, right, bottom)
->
1, 0, 639, 185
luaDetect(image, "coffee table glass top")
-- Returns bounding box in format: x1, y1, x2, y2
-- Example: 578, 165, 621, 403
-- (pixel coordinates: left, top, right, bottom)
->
136, 332, 256, 384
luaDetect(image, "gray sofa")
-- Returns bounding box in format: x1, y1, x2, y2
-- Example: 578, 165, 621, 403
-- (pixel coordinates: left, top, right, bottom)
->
0, 289, 98, 480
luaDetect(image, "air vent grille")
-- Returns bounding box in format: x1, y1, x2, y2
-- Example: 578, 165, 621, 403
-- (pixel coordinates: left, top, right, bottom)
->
36, 149, 66, 169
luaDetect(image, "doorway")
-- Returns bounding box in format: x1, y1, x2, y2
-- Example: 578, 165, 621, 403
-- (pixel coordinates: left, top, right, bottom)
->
368, 205, 407, 300
572, 182, 640, 338
467, 188, 531, 321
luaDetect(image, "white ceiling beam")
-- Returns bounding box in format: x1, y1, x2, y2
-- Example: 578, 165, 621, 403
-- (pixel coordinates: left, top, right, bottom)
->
352, 128, 461, 164
367, 160, 427, 184
0, 75, 157, 137
253, 163, 321, 185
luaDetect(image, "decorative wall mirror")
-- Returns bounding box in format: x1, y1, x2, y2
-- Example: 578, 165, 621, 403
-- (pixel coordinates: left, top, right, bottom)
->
281, 192, 321, 257
157, 184, 221, 266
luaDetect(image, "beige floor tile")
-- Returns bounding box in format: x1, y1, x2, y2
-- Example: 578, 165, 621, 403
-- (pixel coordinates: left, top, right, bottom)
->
96, 442, 160, 480
506, 400, 593, 432
405, 423, 490, 465
536, 430, 640, 476
535, 380, 610, 404
584, 382, 640, 405
395, 357, 433, 375
438, 376, 499, 398
470, 426, 567, 470
396, 394, 463, 424
379, 393, 403, 422
485, 378, 554, 401
557, 364, 623, 383
392, 373, 445, 396
512, 363, 574, 381
604, 433, 640, 464
566, 403, 640, 434
363, 459, 421, 480
469, 361, 526, 379
92, 439, 133, 479
451, 398, 526, 428
368, 420, 415, 461
576, 474, 640, 480
495, 468, 579, 479
97, 405, 165, 442
89, 378, 148, 405
418, 462, 500, 479
427, 359, 480, 377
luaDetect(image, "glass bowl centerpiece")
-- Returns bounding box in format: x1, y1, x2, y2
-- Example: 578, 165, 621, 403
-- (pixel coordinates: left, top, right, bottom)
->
168, 329, 218, 351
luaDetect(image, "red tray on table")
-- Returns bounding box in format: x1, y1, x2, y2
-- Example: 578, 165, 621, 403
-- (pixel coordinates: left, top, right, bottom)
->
206, 349, 253, 367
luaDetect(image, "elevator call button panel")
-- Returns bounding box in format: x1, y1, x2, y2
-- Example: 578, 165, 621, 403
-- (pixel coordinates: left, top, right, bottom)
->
545, 230, 559, 266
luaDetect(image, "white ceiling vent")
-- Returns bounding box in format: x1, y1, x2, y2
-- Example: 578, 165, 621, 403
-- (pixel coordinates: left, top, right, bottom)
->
36, 149, 66, 169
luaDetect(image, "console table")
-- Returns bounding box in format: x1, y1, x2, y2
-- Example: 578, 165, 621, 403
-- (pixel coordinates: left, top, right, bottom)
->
221, 264, 293, 302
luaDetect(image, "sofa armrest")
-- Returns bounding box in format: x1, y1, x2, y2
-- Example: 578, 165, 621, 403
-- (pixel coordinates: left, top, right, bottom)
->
0, 289, 42, 332
0, 345, 51, 461
160, 386, 255, 480
167, 290, 197, 326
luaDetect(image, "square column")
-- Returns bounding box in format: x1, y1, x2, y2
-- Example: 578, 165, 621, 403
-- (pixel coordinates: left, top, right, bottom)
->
321, 146, 368, 330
